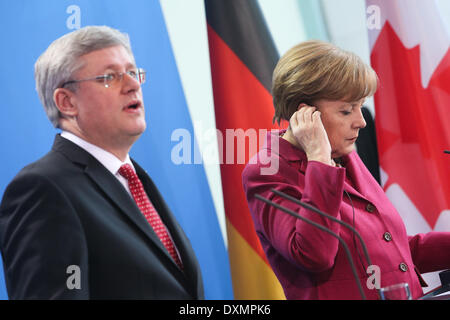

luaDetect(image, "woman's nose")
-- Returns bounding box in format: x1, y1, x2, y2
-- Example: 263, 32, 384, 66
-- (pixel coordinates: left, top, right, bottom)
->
354, 108, 367, 129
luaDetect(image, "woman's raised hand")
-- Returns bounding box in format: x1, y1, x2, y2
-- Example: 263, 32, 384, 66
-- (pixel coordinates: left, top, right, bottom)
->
289, 104, 333, 166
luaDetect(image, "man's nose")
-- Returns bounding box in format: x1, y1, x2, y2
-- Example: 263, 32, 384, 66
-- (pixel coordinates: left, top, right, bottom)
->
122, 72, 141, 92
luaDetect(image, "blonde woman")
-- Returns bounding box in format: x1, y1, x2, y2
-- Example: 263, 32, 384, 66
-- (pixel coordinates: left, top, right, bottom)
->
243, 40, 450, 300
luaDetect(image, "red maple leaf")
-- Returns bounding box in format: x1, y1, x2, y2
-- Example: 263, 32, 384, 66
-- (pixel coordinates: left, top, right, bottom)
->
371, 22, 450, 228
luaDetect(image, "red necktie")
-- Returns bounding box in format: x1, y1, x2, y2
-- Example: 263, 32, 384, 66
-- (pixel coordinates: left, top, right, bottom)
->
119, 164, 183, 269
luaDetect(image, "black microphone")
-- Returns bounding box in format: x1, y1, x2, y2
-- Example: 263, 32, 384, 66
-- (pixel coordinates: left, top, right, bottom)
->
419, 269, 450, 300
254, 193, 367, 300
271, 188, 383, 300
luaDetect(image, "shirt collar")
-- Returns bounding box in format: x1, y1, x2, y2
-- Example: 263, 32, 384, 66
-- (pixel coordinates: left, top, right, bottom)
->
60, 131, 134, 175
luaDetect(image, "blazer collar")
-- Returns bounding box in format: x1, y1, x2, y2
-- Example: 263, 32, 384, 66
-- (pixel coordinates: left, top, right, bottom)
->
51, 135, 192, 282
133, 160, 203, 293
264, 130, 368, 201
340, 152, 376, 202
264, 129, 307, 162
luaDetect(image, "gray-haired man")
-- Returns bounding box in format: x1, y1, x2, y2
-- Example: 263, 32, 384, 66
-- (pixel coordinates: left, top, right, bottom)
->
0, 26, 204, 299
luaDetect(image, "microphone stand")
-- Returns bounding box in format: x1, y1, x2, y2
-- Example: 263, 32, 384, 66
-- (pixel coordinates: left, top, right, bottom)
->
255, 193, 367, 300
271, 189, 371, 265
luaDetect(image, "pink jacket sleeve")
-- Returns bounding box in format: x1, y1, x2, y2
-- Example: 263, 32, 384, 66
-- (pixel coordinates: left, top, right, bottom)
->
408, 232, 450, 274
243, 158, 346, 272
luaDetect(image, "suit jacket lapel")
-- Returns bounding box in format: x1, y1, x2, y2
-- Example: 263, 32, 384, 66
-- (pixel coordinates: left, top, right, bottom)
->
52, 135, 186, 278
133, 160, 202, 295
341, 152, 374, 202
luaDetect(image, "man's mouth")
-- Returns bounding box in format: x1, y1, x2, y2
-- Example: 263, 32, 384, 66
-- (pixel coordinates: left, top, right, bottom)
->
124, 100, 142, 111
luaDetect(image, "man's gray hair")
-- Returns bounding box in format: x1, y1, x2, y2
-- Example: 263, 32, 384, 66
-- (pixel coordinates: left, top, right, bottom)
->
34, 26, 134, 128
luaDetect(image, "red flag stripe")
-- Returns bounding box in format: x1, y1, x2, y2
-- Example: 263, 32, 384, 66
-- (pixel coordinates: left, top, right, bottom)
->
207, 24, 278, 264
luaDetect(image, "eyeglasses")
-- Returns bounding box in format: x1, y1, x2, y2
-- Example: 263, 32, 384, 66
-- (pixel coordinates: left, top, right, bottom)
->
61, 68, 146, 88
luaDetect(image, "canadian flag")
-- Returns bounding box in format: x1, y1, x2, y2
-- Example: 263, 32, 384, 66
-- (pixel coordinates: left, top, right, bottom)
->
367, 0, 450, 288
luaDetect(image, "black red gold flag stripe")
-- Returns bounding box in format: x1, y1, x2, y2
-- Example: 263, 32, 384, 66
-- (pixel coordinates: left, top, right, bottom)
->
205, 0, 286, 299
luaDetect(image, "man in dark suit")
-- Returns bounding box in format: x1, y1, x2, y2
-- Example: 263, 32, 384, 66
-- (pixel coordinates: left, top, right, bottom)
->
355, 106, 381, 185
0, 26, 204, 299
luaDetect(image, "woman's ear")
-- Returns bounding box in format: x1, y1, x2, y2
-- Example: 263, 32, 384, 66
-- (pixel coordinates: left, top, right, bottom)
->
297, 103, 307, 111
53, 88, 78, 117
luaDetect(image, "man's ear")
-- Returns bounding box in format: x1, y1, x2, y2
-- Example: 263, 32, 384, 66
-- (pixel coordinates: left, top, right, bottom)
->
53, 88, 78, 117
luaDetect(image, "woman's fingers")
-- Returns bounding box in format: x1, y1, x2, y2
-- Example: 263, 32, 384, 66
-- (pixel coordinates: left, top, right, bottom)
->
290, 105, 317, 134
289, 104, 332, 165
298, 105, 316, 124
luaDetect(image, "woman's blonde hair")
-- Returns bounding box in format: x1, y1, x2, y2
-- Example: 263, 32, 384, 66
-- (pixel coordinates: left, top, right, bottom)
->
272, 40, 378, 124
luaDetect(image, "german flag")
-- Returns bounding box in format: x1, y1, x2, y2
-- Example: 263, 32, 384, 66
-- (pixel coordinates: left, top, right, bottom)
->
205, 0, 285, 299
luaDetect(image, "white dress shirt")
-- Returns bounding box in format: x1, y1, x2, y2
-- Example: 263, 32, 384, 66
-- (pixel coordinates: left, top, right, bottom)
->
61, 131, 134, 196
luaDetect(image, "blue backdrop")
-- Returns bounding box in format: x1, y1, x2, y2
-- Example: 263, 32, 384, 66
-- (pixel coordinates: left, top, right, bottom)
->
0, 0, 232, 300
